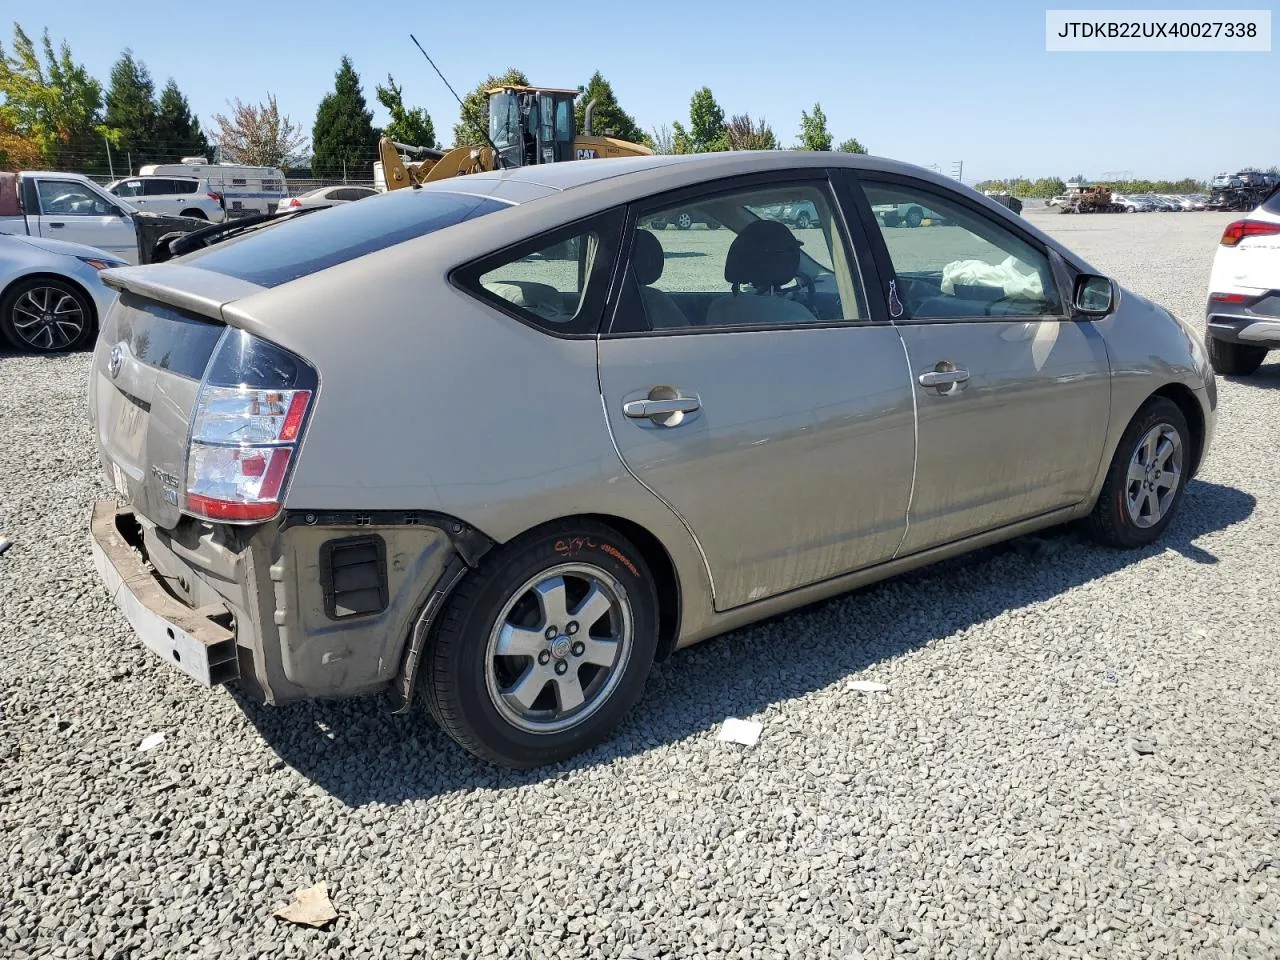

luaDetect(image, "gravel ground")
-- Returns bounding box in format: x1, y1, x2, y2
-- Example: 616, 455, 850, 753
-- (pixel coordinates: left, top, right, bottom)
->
2, 210, 1278, 960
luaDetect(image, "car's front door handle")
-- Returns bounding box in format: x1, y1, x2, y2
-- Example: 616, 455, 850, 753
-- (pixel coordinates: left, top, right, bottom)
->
917, 369, 970, 388
48, 222, 65, 229
623, 396, 701, 419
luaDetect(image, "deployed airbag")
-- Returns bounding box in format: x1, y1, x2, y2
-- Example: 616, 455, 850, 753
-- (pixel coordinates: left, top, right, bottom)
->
940, 255, 1045, 302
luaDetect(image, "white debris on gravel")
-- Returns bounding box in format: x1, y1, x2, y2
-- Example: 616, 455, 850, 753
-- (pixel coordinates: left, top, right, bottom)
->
2, 210, 1278, 959
716, 717, 763, 747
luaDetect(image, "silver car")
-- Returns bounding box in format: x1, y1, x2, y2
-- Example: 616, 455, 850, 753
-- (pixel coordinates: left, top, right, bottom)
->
1, 233, 124, 352
86, 152, 1217, 768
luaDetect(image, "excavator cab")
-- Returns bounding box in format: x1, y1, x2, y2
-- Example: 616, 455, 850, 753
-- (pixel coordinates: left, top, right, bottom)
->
487, 86, 578, 168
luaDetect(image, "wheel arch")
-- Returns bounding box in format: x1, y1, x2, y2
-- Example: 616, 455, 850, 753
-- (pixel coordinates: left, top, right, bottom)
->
1149, 382, 1206, 477
478, 512, 684, 663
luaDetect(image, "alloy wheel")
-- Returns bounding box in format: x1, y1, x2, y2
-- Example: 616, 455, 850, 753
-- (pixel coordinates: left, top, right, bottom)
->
484, 563, 634, 734
1124, 422, 1183, 528
11, 285, 86, 351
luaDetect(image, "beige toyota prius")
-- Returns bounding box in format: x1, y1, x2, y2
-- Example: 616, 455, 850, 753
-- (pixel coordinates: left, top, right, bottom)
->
87, 152, 1216, 768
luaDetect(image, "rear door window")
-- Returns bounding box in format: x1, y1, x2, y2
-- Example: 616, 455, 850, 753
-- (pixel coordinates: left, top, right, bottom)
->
183, 189, 511, 288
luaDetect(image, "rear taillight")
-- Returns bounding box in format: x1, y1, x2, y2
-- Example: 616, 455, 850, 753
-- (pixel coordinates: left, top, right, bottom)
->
285, 198, 301, 208
185, 329, 317, 523
207, 192, 222, 203
1220, 219, 1280, 246
1209, 292, 1255, 304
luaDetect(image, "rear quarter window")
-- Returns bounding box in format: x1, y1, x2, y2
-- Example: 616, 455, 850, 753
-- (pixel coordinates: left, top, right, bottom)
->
180, 190, 511, 288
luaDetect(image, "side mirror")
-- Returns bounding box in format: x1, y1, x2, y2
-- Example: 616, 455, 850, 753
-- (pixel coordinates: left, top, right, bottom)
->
1073, 274, 1115, 317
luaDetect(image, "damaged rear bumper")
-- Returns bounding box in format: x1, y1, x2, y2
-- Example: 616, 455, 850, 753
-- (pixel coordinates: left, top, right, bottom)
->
88, 500, 488, 706
90, 501, 239, 685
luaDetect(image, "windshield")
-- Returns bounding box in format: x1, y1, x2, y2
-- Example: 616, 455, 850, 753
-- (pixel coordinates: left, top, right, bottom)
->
489, 92, 520, 150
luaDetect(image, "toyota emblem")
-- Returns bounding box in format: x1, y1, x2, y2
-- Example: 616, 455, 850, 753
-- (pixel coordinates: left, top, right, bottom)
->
108, 343, 125, 379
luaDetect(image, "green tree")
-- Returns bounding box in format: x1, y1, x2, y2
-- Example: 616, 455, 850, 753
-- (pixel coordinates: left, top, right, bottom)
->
0, 24, 106, 170
211, 94, 308, 167
574, 71, 647, 145
797, 103, 832, 151
104, 50, 156, 163
453, 68, 528, 147
724, 113, 778, 150
688, 87, 726, 152
151, 78, 208, 161
670, 121, 692, 154
312, 56, 376, 178
836, 137, 867, 154
375, 74, 436, 148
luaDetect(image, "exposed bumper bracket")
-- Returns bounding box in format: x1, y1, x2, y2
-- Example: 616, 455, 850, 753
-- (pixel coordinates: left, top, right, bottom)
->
89, 500, 240, 686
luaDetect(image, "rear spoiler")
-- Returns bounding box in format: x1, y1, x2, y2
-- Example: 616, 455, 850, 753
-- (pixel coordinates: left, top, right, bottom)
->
99, 263, 265, 322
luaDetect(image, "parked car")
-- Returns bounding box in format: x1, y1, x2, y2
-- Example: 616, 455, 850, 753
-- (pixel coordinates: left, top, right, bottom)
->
1204, 182, 1280, 376
1112, 194, 1153, 213
0, 233, 123, 353
106, 176, 226, 223
0, 170, 210, 265
277, 185, 379, 211
138, 161, 288, 218
1, 171, 139, 262
87, 152, 1217, 769
756, 199, 821, 228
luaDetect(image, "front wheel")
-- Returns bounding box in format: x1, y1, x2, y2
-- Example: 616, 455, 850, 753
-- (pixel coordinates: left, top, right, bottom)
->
795, 211, 812, 229
0, 277, 93, 353
675, 212, 693, 230
1206, 335, 1266, 376
421, 522, 659, 768
1085, 397, 1191, 548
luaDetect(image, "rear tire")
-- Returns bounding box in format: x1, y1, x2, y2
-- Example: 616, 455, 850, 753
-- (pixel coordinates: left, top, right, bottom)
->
1085, 397, 1190, 549
1206, 334, 1266, 376
904, 206, 924, 228
421, 521, 659, 769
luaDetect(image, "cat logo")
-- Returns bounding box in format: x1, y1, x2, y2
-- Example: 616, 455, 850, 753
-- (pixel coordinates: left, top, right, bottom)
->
576, 148, 599, 160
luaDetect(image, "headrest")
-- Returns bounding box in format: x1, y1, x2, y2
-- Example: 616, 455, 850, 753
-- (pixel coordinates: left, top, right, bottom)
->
724, 219, 803, 290
632, 229, 664, 286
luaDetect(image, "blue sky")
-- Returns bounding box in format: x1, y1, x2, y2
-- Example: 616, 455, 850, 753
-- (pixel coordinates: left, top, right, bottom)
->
25, 0, 1280, 182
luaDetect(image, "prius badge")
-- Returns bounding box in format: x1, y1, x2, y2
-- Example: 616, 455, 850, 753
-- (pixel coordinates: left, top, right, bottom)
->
108, 343, 125, 379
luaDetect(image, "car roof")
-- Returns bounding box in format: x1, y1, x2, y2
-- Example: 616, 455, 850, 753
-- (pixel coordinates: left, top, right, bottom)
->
416, 150, 975, 203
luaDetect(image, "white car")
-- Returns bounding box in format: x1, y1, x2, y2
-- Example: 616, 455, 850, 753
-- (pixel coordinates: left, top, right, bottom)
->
0, 233, 124, 353
1204, 185, 1280, 375
107, 176, 226, 223
277, 185, 378, 211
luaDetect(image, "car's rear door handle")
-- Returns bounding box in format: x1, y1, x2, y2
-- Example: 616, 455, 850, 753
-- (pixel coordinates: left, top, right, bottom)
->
623, 396, 701, 419
917, 368, 969, 388
48, 222, 65, 229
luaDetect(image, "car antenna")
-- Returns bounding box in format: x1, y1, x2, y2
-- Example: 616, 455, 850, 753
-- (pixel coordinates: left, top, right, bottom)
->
408, 34, 507, 171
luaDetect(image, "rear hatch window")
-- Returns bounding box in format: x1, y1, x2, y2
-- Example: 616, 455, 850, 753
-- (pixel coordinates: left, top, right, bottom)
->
179, 189, 511, 288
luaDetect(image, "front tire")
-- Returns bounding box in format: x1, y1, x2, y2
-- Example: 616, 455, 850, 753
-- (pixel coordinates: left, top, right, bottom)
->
1085, 397, 1190, 548
421, 521, 659, 768
1206, 334, 1266, 376
0, 277, 93, 353
904, 206, 924, 228
675, 212, 693, 230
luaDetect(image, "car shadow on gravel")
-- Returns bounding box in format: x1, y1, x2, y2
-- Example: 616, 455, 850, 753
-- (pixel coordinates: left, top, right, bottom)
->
1223, 361, 1280, 390
232, 478, 1255, 806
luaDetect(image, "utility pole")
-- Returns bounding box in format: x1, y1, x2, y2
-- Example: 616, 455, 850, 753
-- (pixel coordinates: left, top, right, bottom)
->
951, 160, 964, 183
104, 135, 115, 180
127, 152, 133, 176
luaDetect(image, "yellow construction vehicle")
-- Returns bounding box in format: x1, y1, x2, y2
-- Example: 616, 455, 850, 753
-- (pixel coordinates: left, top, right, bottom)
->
377, 82, 652, 191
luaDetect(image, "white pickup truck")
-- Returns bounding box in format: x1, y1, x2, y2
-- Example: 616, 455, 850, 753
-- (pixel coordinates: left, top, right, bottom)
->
1, 171, 151, 264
